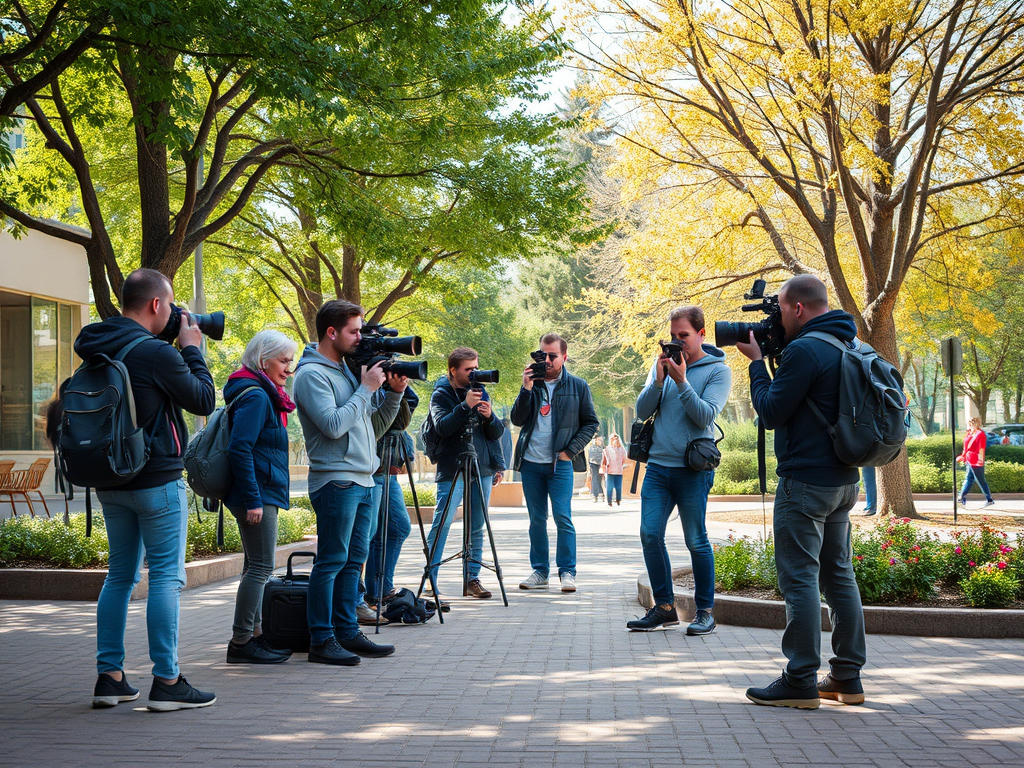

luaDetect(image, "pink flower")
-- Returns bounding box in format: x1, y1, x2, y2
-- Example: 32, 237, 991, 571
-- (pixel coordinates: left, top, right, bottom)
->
889, 558, 897, 565
955, 547, 963, 554
912, 545, 921, 551
969, 561, 976, 567
998, 562, 1007, 570
855, 555, 864, 561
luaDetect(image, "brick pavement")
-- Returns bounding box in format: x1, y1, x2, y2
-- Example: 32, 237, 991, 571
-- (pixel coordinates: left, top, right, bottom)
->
2, 499, 1024, 767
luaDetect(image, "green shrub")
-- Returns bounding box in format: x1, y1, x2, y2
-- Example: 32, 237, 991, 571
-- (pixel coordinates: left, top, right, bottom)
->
277, 506, 316, 544
403, 484, 436, 507
909, 463, 951, 493
940, 521, 1013, 587
714, 535, 779, 593
981, 461, 1024, 493
851, 518, 943, 603
960, 564, 1019, 608
0, 514, 109, 567
720, 421, 761, 452
906, 434, 956, 468
986, 444, 1024, 465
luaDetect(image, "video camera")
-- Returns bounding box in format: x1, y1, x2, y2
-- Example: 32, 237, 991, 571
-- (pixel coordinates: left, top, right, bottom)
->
714, 279, 786, 358
158, 304, 225, 343
348, 323, 428, 380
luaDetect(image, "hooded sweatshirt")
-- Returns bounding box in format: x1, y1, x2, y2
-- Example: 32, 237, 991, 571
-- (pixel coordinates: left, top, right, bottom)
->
73, 316, 215, 490
635, 344, 733, 468
292, 344, 402, 492
748, 310, 860, 486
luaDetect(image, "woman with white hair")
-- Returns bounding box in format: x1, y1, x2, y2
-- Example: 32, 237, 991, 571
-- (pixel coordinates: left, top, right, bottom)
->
223, 329, 298, 664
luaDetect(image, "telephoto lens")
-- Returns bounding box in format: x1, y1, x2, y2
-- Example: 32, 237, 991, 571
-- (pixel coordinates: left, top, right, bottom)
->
158, 304, 225, 342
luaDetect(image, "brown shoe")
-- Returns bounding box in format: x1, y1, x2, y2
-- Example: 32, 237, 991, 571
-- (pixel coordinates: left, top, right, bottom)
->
466, 579, 492, 599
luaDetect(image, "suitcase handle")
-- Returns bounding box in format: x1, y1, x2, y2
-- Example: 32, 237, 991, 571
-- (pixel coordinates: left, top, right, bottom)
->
286, 550, 317, 580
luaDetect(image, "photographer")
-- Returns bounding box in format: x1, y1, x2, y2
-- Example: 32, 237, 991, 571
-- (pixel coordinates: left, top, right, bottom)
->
425, 347, 506, 600
293, 300, 405, 665
74, 269, 216, 711
512, 333, 598, 593
735, 275, 866, 710
627, 307, 731, 635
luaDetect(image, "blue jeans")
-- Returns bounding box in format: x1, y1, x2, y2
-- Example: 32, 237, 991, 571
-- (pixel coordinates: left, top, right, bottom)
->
308, 481, 375, 644
640, 463, 715, 610
426, 474, 492, 581
960, 464, 993, 503
606, 474, 623, 503
520, 460, 576, 578
774, 478, 865, 687
861, 466, 876, 512
96, 479, 189, 680
366, 474, 411, 601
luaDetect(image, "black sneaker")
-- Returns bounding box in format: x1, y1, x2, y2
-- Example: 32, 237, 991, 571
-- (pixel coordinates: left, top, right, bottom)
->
338, 631, 395, 658
92, 672, 140, 708
226, 637, 288, 665
308, 637, 361, 666
746, 675, 820, 709
626, 604, 680, 631
817, 673, 865, 705
146, 675, 216, 712
425, 598, 451, 613
254, 634, 292, 660
686, 609, 717, 636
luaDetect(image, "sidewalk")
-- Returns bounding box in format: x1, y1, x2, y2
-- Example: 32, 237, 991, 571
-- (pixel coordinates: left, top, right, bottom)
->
2, 498, 1023, 767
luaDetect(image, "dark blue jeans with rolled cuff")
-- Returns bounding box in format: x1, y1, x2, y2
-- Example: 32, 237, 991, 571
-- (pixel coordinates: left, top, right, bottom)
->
774, 477, 866, 687
307, 480, 375, 644
960, 464, 993, 503
639, 463, 715, 610
365, 473, 412, 602
520, 459, 576, 578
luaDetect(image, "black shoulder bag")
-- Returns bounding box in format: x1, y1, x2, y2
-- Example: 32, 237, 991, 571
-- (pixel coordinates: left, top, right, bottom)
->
627, 385, 664, 493
683, 377, 725, 472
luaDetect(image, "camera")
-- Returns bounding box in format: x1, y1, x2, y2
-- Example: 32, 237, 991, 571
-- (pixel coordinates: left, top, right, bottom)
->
158, 303, 225, 342
658, 339, 684, 365
348, 323, 428, 380
468, 369, 500, 390
714, 279, 786, 358
528, 349, 548, 381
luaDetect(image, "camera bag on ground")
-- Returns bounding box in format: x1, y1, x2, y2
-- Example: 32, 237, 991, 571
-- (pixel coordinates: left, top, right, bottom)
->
801, 331, 909, 467
261, 551, 316, 652
183, 385, 259, 501
380, 587, 435, 625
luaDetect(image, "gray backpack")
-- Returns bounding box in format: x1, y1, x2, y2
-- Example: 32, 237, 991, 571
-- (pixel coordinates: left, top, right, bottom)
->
184, 386, 258, 500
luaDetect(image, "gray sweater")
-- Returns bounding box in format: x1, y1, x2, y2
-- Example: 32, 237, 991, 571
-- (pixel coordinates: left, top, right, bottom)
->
293, 344, 402, 491
635, 344, 732, 468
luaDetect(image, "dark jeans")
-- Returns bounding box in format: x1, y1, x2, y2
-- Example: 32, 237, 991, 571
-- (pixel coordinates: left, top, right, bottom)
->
228, 504, 279, 644
639, 463, 715, 610
774, 477, 866, 687
960, 464, 993, 503
307, 481, 375, 644
366, 474, 411, 602
589, 463, 604, 498
606, 474, 623, 502
520, 460, 576, 578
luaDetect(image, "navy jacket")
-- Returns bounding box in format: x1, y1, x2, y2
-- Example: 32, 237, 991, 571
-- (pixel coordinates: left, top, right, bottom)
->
223, 373, 291, 511
510, 368, 599, 472
73, 316, 215, 489
748, 310, 860, 487
429, 376, 506, 482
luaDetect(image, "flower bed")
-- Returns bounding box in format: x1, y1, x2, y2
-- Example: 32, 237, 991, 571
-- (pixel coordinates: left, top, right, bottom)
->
709, 519, 1024, 608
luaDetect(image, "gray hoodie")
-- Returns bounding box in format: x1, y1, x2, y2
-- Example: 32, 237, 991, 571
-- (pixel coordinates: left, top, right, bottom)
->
293, 344, 402, 491
635, 344, 732, 468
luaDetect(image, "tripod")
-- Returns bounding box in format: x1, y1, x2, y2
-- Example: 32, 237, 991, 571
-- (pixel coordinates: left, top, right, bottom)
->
418, 412, 509, 616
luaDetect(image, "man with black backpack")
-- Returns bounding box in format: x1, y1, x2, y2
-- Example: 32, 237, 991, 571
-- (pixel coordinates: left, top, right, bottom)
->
71, 269, 217, 711
735, 274, 868, 710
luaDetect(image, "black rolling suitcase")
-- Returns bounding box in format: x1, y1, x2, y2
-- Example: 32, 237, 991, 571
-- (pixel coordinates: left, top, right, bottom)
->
261, 551, 316, 652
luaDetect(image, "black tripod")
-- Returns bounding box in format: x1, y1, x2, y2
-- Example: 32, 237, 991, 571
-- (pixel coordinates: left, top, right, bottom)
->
418, 412, 509, 617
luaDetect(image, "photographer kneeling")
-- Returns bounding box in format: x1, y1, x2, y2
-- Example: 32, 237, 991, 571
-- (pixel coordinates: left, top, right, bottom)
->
425, 348, 506, 600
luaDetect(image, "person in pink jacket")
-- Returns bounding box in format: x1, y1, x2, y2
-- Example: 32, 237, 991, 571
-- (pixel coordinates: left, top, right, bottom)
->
958, 417, 994, 507
601, 433, 630, 506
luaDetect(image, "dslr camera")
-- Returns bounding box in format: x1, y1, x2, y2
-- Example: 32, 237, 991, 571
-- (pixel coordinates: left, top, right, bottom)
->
658, 339, 684, 364
468, 369, 500, 391
714, 279, 786, 358
158, 304, 225, 343
347, 323, 428, 380
527, 349, 548, 381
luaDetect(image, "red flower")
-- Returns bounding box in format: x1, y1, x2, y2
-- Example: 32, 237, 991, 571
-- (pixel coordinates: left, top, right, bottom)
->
955, 547, 963, 554
889, 558, 897, 565
855, 555, 864, 561
969, 561, 976, 567
998, 562, 1008, 570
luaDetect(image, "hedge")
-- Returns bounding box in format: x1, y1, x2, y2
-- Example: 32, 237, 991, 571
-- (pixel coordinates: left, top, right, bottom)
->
906, 434, 1024, 468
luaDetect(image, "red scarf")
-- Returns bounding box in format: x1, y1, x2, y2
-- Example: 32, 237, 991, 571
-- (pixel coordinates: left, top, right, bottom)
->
227, 367, 296, 426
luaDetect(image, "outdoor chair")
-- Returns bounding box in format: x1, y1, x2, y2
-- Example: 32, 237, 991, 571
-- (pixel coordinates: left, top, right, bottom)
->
0, 460, 15, 493
0, 457, 52, 518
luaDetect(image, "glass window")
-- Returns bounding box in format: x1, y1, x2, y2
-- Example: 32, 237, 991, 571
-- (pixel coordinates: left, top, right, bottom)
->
0, 293, 32, 450
32, 298, 58, 450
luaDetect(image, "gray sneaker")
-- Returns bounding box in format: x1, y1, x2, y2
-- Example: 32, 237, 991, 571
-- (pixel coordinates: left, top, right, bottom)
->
146, 675, 216, 712
519, 571, 549, 590
559, 572, 577, 593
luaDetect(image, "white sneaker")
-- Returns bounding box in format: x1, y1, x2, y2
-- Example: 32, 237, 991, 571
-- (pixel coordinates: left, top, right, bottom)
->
560, 573, 577, 593
519, 571, 549, 590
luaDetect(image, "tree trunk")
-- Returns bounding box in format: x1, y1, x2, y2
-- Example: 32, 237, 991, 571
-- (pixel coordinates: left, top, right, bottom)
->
341, 243, 361, 305
866, 312, 920, 518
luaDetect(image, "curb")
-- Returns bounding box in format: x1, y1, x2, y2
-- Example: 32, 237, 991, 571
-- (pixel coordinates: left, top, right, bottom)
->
637, 568, 1024, 638
0, 538, 317, 602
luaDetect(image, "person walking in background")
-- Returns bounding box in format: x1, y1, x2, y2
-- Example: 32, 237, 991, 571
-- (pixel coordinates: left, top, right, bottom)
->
602, 434, 629, 507
860, 466, 876, 517
588, 435, 605, 502
223, 330, 298, 664
958, 416, 995, 508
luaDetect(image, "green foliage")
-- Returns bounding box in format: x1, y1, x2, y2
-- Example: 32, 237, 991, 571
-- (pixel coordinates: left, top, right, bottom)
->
713, 535, 779, 593
940, 523, 1015, 587
711, 449, 777, 494
981, 462, 1024, 492
909, 463, 950, 493
403, 485, 437, 508
960, 565, 1020, 608
851, 519, 943, 603
906, 435, 1024, 469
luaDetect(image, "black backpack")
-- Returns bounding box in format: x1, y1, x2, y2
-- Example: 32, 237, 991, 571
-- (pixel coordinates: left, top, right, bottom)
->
419, 410, 441, 463
57, 336, 155, 489
802, 331, 909, 467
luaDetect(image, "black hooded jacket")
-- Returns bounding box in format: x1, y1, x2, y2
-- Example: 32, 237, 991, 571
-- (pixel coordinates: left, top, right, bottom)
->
428, 376, 505, 483
73, 316, 216, 489
748, 310, 861, 487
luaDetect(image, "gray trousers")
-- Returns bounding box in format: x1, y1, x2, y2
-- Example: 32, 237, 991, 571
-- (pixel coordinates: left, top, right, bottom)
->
774, 478, 866, 687
229, 505, 279, 644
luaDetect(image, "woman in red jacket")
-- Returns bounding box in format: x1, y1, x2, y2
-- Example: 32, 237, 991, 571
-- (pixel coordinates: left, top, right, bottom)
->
958, 417, 995, 507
